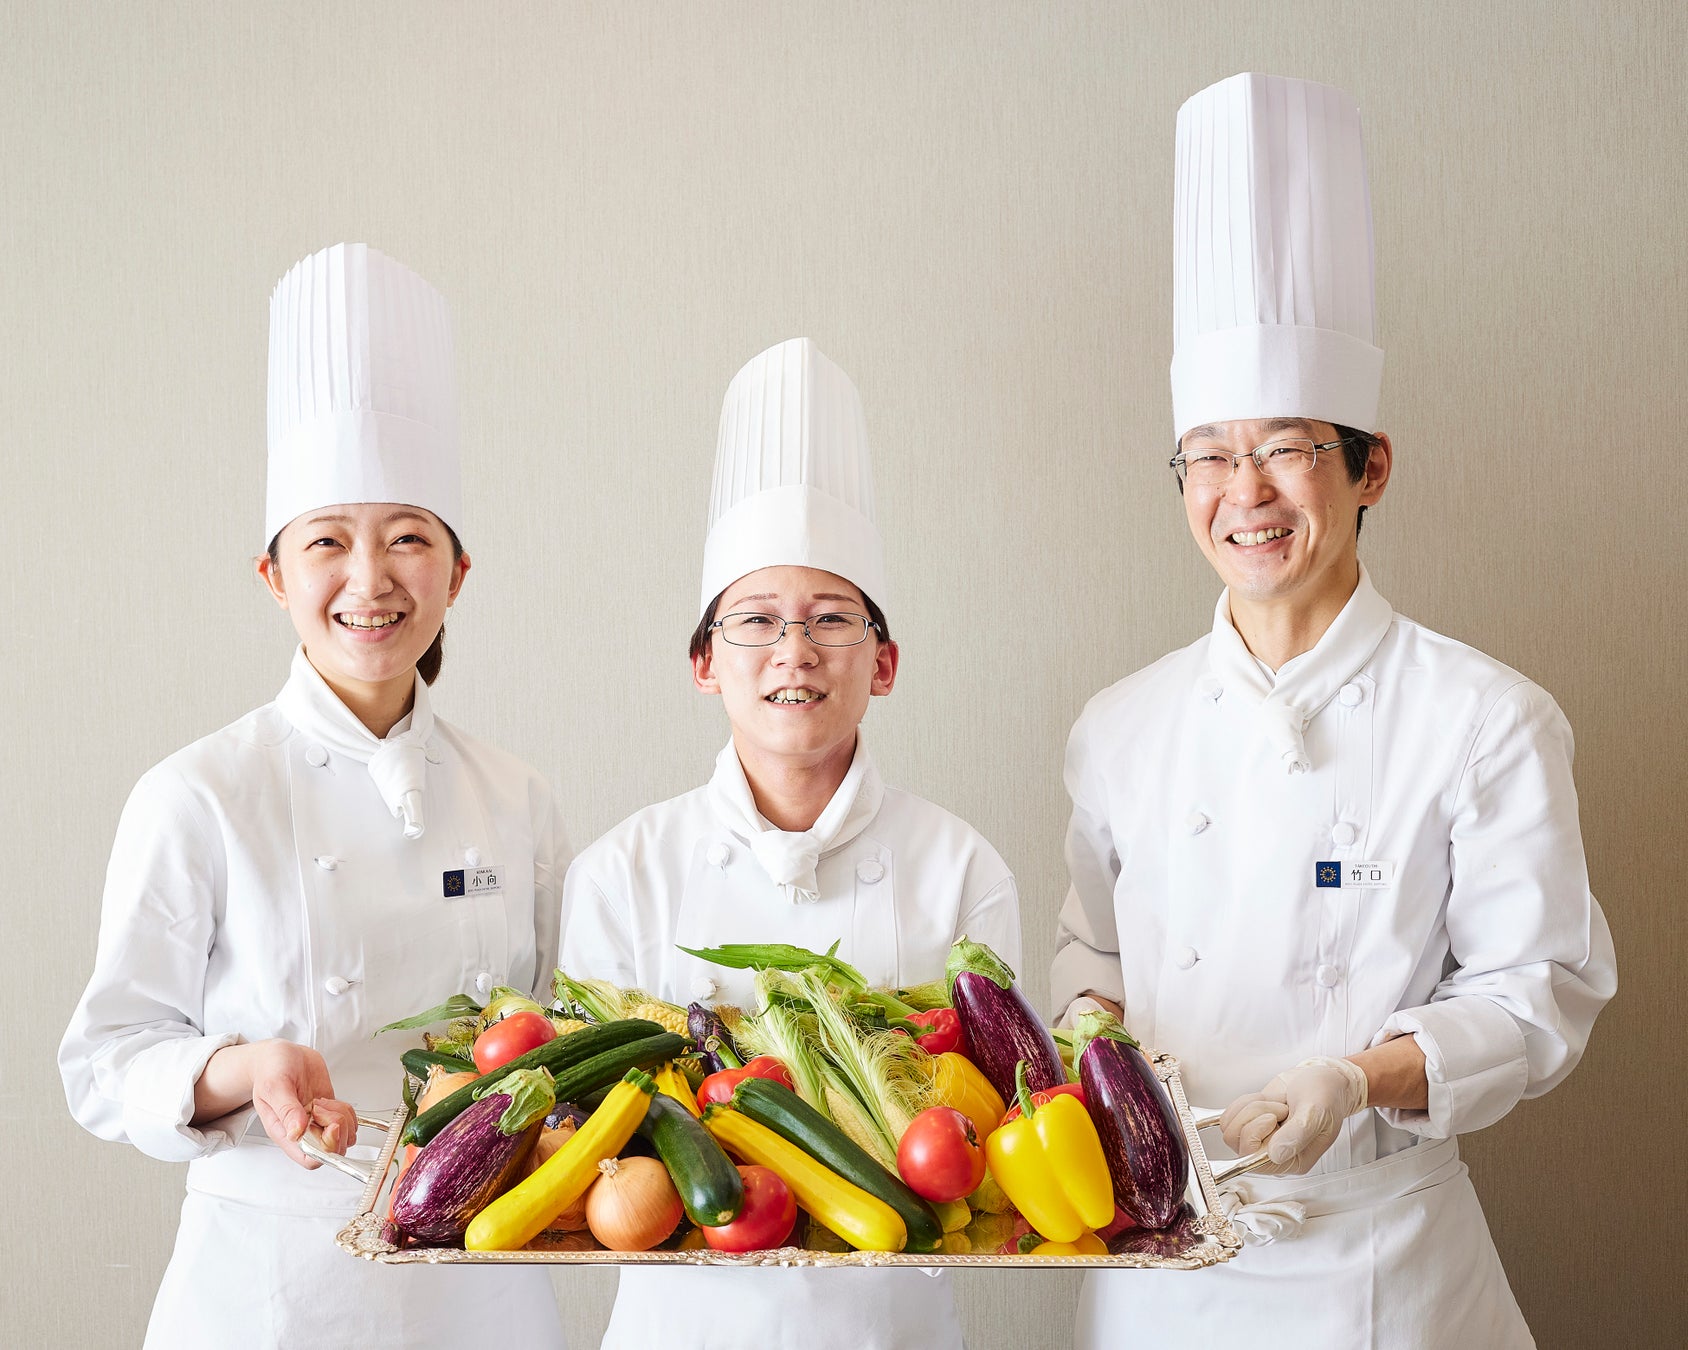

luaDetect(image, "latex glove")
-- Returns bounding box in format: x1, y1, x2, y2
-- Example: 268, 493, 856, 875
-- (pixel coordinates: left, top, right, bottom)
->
1219, 1057, 1369, 1176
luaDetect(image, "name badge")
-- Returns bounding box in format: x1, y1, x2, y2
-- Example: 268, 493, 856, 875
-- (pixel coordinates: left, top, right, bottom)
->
443, 865, 503, 899
1315, 860, 1395, 889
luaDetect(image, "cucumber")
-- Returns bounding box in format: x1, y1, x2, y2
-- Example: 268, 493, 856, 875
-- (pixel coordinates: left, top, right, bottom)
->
733, 1077, 944, 1253
401, 1021, 682, 1146
636, 1092, 744, 1226
400, 1047, 477, 1080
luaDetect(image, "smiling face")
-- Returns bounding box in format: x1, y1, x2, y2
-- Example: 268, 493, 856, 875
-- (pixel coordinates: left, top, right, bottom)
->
692, 565, 898, 777
1180, 416, 1390, 622
258, 503, 469, 724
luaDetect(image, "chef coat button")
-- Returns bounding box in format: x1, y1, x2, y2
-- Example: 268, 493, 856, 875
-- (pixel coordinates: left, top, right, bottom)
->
1331, 821, 1358, 847
475, 971, 494, 997
305, 744, 328, 767
1185, 811, 1210, 836
1198, 677, 1223, 702
425, 741, 443, 764
1175, 946, 1199, 970
857, 859, 885, 884
323, 976, 350, 996
464, 846, 482, 867
706, 842, 731, 867
1316, 964, 1342, 988
1339, 683, 1364, 708
315, 855, 339, 871
692, 977, 718, 1000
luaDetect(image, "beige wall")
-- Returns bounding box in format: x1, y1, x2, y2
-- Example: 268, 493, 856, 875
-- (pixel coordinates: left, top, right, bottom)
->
5, 2, 1682, 1345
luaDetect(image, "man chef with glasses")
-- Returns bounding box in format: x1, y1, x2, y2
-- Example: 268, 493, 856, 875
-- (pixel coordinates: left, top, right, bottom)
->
1051, 73, 1616, 1348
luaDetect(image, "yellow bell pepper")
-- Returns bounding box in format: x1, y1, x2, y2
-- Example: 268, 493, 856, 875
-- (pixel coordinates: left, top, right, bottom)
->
984, 1062, 1114, 1244
465, 1069, 655, 1251
1026, 1231, 1107, 1257
930, 1051, 1007, 1142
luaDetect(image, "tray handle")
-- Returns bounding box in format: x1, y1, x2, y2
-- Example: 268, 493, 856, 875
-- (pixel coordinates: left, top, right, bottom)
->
1190, 1108, 1272, 1184
297, 1111, 396, 1185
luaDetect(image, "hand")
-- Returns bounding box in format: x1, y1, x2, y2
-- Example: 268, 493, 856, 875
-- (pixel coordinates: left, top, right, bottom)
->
1219, 1057, 1369, 1176
198, 1039, 358, 1169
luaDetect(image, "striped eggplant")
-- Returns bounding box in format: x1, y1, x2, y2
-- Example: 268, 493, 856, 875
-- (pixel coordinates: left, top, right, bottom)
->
688, 1001, 742, 1074
1072, 1011, 1188, 1229
391, 1068, 555, 1243
944, 937, 1065, 1100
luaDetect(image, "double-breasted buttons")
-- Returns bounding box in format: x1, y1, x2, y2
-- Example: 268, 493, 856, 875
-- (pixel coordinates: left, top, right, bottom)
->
304, 745, 328, 767
857, 859, 886, 884
1331, 821, 1358, 847
314, 855, 339, 871
1175, 946, 1200, 970
475, 971, 494, 997
1198, 677, 1224, 702
1316, 964, 1342, 988
323, 976, 351, 996
464, 846, 481, 867
425, 742, 443, 765
1185, 811, 1210, 836
706, 842, 731, 867
1339, 683, 1365, 708
692, 976, 718, 1000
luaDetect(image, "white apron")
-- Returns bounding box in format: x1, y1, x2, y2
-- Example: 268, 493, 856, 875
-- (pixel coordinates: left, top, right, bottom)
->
1052, 576, 1615, 1348
61, 651, 568, 1349
562, 741, 1023, 1350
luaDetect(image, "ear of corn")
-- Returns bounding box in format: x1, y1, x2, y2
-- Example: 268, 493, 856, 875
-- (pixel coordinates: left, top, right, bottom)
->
625, 1001, 691, 1037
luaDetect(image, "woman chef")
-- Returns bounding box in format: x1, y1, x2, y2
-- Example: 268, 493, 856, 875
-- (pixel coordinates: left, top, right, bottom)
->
59, 244, 568, 1349
1051, 76, 1617, 1348
561, 337, 1022, 1350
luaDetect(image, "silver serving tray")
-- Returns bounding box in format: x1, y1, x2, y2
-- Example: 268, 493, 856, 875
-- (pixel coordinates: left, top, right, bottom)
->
328, 1053, 1251, 1269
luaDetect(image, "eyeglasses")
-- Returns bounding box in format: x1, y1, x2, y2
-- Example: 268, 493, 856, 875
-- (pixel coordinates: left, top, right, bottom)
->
1169, 437, 1357, 487
709, 611, 881, 648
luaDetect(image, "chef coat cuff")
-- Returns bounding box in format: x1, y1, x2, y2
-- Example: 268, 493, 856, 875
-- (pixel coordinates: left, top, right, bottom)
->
122, 1033, 250, 1162
1370, 999, 1530, 1138
1049, 946, 1123, 1025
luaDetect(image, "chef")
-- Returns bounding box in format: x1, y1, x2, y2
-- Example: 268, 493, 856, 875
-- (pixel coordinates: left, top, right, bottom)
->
1051, 74, 1616, 1348
561, 336, 1022, 1350
59, 244, 568, 1349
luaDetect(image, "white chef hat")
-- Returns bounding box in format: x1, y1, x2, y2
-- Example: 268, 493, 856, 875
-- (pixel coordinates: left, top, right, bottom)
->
265, 243, 461, 546
1171, 73, 1383, 441
699, 337, 887, 618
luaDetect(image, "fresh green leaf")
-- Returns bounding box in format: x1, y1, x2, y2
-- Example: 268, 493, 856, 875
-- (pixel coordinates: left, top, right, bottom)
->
377, 993, 483, 1035
489, 1067, 557, 1133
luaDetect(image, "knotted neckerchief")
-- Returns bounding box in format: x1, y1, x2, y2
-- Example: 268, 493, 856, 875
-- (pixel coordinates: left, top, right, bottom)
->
1205, 564, 1395, 774
706, 736, 885, 903
274, 646, 435, 838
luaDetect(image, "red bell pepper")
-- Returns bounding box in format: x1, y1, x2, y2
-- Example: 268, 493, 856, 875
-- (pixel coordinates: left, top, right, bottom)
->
999, 1080, 1085, 1125
901, 1008, 970, 1058
695, 1055, 794, 1108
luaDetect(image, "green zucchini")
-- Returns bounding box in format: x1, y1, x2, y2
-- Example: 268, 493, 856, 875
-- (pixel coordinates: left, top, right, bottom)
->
636, 1092, 744, 1227
401, 1021, 680, 1146
400, 1047, 477, 1080
733, 1077, 945, 1253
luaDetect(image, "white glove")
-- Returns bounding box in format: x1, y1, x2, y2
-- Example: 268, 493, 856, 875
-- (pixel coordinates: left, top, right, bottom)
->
1219, 1057, 1370, 1176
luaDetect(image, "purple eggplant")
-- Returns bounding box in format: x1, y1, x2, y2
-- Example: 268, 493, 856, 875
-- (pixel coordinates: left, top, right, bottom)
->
944, 937, 1065, 1099
1073, 1011, 1188, 1229
391, 1068, 555, 1243
688, 1001, 742, 1074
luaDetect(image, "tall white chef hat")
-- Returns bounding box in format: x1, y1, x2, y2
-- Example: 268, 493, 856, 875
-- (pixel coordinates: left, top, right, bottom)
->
1171, 73, 1383, 440
265, 243, 461, 546
699, 337, 887, 618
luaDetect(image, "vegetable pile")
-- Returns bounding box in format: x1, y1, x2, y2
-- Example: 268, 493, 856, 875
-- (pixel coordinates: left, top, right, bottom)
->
375, 942, 1194, 1258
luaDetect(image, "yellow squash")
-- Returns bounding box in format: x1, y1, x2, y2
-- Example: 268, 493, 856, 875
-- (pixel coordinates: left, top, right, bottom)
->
702, 1106, 907, 1252
465, 1069, 655, 1251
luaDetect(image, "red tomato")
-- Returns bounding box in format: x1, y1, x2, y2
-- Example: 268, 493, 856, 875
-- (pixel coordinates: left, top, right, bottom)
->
896, 1106, 987, 1203
471, 1010, 556, 1075
694, 1056, 796, 1109
700, 1166, 798, 1253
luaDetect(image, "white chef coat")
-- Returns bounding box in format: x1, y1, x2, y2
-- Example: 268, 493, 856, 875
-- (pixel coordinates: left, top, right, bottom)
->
561, 740, 1022, 1350
1051, 584, 1616, 1349
59, 649, 569, 1350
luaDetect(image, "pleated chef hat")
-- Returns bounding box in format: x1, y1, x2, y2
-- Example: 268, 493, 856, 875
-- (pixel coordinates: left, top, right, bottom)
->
265, 243, 460, 546
1171, 73, 1383, 440
699, 337, 886, 618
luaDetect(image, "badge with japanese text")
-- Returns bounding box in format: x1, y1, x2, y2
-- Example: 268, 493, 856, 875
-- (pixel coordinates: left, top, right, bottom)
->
443, 865, 503, 899
1315, 860, 1394, 889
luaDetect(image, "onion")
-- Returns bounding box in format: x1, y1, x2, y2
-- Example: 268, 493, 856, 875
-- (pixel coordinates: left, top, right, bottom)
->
584, 1155, 684, 1251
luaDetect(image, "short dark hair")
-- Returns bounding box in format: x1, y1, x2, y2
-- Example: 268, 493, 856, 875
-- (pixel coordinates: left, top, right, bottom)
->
689, 588, 893, 661
265, 525, 464, 685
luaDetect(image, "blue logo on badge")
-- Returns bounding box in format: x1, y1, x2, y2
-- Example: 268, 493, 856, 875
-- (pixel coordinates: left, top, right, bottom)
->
1315, 861, 1342, 888
443, 870, 465, 897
